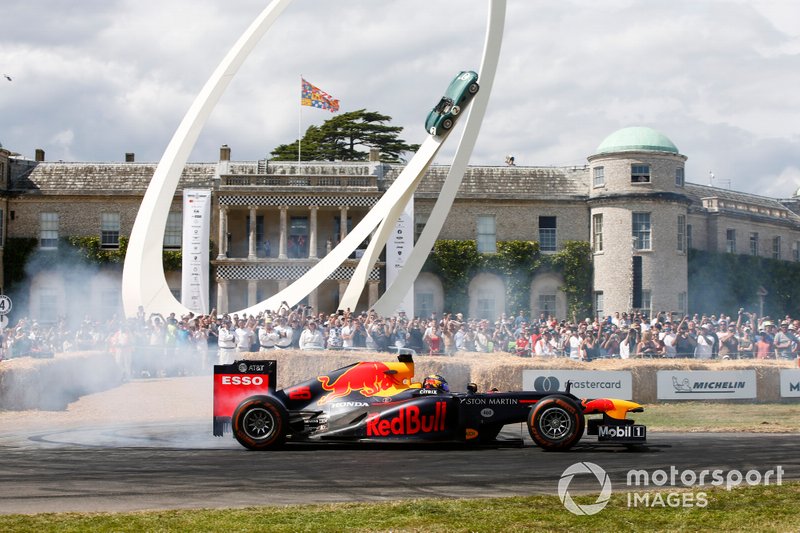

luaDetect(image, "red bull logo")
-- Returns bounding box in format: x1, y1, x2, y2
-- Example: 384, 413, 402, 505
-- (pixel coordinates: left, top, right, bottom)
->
317, 362, 397, 404
582, 398, 615, 414
366, 402, 447, 436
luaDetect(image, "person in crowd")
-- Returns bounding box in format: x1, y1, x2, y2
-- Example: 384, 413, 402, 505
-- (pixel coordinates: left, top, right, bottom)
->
581, 331, 601, 361
233, 319, 253, 355
327, 318, 344, 350
773, 321, 798, 360
534, 330, 556, 357
407, 319, 424, 353
424, 324, 443, 355
694, 323, 715, 359
217, 320, 236, 364
258, 319, 279, 351
636, 330, 660, 358
299, 320, 325, 350
717, 319, 739, 359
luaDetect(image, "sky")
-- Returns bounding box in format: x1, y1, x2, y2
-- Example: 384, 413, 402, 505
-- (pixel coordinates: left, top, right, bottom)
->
2, 0, 800, 198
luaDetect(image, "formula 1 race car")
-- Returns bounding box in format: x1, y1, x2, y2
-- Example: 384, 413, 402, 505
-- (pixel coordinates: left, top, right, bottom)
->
213, 354, 646, 451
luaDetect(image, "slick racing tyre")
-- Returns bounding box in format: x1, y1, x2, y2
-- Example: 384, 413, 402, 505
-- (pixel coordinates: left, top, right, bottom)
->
527, 395, 585, 452
232, 395, 287, 450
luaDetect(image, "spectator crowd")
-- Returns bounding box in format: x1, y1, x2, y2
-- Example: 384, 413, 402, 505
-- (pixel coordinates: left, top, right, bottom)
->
2, 303, 799, 378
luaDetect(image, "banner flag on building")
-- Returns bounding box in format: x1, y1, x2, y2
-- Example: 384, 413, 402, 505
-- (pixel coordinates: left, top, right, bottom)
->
181, 189, 212, 314
301, 78, 340, 112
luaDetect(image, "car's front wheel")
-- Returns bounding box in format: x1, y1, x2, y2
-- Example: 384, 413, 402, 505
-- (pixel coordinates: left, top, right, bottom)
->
527, 395, 585, 451
468, 82, 480, 94
232, 395, 287, 450
441, 118, 453, 130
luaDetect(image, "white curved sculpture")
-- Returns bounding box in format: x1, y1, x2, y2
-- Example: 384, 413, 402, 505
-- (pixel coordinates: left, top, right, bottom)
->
122, 0, 506, 318
351, 0, 506, 314
122, 0, 295, 317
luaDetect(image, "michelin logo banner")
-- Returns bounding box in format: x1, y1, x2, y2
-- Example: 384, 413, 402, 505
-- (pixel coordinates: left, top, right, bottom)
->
780, 369, 800, 398
657, 370, 757, 400
181, 189, 211, 314
522, 370, 633, 400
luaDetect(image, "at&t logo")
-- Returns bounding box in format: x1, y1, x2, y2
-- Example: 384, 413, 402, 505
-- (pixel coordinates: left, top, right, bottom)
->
558, 462, 612, 515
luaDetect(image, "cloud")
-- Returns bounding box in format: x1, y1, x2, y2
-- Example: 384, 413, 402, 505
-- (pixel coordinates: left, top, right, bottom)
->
2, 0, 799, 196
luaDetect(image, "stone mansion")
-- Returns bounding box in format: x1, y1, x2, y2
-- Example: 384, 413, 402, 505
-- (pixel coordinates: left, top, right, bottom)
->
2, 126, 800, 322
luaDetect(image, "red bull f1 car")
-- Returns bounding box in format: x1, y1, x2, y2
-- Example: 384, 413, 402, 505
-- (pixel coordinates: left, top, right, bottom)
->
213, 354, 646, 451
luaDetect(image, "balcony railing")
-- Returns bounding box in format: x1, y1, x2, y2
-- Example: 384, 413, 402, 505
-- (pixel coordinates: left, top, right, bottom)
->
220, 174, 378, 188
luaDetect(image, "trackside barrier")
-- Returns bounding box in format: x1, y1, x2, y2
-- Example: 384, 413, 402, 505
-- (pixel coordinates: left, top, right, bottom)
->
0, 351, 796, 410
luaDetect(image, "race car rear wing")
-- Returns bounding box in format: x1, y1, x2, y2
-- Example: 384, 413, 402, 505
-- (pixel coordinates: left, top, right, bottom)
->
213, 360, 276, 436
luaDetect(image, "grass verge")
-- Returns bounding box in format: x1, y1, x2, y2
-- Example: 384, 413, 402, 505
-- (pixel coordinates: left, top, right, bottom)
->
635, 401, 800, 432
0, 483, 797, 532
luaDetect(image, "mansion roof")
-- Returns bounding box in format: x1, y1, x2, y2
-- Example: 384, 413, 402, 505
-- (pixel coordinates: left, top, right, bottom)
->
6, 157, 799, 225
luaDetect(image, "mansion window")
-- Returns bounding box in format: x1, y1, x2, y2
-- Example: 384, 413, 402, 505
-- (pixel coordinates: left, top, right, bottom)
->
593, 166, 605, 187
101, 213, 120, 248
677, 215, 686, 253
288, 216, 309, 258
40, 212, 59, 249
725, 229, 736, 254
477, 215, 496, 253
632, 212, 651, 251
594, 291, 604, 320
164, 212, 182, 249
414, 213, 428, 244
794, 241, 800, 262
749, 232, 759, 256
538, 216, 557, 252
592, 213, 603, 253
686, 224, 693, 250
773, 236, 781, 260
538, 294, 556, 319
631, 164, 651, 183
676, 167, 685, 187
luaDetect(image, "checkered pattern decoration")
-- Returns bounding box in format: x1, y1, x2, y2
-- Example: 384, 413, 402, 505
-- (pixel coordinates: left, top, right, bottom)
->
216, 264, 380, 282
219, 195, 378, 208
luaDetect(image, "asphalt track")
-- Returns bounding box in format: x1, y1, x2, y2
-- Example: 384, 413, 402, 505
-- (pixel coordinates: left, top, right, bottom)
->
0, 421, 798, 515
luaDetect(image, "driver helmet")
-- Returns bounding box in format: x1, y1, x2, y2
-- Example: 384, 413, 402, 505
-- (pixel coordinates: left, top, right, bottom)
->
422, 374, 449, 392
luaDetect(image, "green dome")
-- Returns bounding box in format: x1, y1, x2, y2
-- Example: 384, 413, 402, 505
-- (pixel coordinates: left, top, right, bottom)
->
596, 127, 679, 155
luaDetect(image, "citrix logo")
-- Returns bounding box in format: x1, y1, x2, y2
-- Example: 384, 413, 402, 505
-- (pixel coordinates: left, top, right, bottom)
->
558, 462, 612, 516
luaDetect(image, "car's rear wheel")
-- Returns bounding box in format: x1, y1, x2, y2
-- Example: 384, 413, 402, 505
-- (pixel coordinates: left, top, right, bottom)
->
442, 118, 453, 130
527, 395, 585, 451
468, 82, 480, 94
232, 395, 287, 450
451, 105, 461, 116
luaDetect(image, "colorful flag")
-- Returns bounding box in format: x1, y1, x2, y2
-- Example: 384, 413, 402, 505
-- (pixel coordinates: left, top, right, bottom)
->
301, 78, 340, 113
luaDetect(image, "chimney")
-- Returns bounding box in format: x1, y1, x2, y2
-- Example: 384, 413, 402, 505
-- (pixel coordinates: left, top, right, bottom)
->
125, 152, 135, 163
220, 144, 231, 161
35, 148, 45, 162
369, 148, 380, 162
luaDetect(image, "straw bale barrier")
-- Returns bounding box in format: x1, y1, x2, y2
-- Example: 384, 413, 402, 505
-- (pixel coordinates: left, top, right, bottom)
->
0, 349, 795, 410
0, 352, 121, 410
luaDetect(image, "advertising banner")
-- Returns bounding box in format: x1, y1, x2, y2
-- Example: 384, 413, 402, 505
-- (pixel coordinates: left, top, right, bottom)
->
386, 198, 414, 316
181, 189, 211, 314
522, 370, 633, 400
656, 370, 757, 400
780, 369, 800, 398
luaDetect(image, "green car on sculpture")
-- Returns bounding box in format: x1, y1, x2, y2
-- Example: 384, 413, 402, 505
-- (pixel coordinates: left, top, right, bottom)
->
425, 70, 480, 136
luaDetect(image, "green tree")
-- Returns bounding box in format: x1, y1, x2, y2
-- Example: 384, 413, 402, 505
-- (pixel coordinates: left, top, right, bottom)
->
270, 109, 419, 163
